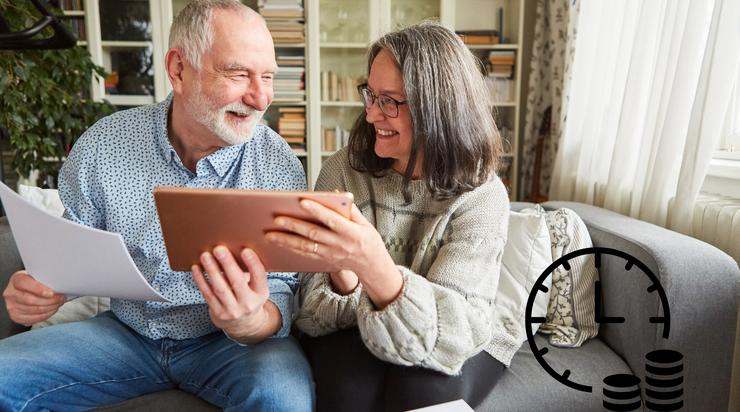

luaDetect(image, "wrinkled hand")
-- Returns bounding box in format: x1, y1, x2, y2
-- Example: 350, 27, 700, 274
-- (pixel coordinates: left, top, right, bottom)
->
191, 246, 279, 342
265, 200, 402, 308
266, 201, 390, 277
329, 270, 360, 295
3, 271, 66, 326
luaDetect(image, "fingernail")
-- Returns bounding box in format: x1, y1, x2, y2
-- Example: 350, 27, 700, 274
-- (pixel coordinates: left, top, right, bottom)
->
300, 199, 311, 208
265, 233, 276, 242
191, 265, 198, 273
44, 290, 53, 298
242, 248, 254, 259
201, 252, 212, 263
274, 218, 285, 226
214, 246, 227, 259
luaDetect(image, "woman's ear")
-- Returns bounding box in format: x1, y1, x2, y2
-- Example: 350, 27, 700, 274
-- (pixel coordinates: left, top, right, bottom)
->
165, 49, 187, 94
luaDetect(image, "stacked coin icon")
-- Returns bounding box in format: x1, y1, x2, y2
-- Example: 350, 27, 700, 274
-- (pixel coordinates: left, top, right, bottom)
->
644, 349, 683, 411
602, 374, 642, 411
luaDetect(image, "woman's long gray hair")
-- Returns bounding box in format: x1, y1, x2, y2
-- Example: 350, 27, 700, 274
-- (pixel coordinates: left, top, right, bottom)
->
348, 21, 503, 202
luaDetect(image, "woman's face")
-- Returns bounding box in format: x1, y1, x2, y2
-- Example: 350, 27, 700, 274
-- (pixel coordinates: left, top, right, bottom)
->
366, 49, 416, 174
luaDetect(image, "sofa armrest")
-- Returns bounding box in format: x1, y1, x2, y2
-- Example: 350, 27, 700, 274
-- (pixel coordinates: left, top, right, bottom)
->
543, 201, 739, 412
0, 217, 30, 339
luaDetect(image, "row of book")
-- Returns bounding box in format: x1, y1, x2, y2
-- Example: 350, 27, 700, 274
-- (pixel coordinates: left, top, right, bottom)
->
488, 51, 515, 78
59, 0, 84, 11
65, 17, 86, 42
321, 72, 361, 102
456, 30, 500, 45
322, 126, 350, 152
258, 0, 305, 44
277, 107, 306, 152
275, 66, 305, 101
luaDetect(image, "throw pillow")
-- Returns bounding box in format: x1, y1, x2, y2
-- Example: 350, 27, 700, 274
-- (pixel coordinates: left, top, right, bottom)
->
536, 205, 600, 348
493, 208, 552, 345
16, 186, 111, 330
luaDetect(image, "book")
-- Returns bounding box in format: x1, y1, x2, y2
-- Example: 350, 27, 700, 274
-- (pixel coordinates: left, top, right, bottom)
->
456, 30, 500, 45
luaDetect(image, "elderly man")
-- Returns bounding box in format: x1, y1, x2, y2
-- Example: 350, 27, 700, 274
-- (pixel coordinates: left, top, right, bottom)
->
0, 1, 313, 410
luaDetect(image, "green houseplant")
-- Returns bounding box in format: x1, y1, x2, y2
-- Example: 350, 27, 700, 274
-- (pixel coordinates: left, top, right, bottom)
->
0, 0, 115, 186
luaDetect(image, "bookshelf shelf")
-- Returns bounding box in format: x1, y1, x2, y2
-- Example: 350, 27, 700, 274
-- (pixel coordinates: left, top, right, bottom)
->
321, 101, 364, 107
272, 100, 307, 106
106, 95, 155, 106
100, 40, 152, 48
494, 102, 516, 107
62, 10, 86, 17
274, 43, 306, 48
467, 44, 519, 50
320, 42, 367, 49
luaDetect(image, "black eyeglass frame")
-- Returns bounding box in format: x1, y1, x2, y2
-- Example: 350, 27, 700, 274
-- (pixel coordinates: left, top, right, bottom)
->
357, 83, 408, 118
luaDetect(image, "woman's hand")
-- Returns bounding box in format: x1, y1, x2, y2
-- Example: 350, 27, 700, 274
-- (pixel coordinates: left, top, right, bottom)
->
265, 200, 402, 308
329, 270, 359, 295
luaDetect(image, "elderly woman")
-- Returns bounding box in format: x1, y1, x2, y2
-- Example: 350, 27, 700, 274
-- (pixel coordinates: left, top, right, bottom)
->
265, 22, 512, 411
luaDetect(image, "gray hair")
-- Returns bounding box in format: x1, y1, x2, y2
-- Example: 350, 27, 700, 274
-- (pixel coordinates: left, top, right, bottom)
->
169, 0, 256, 70
348, 21, 503, 202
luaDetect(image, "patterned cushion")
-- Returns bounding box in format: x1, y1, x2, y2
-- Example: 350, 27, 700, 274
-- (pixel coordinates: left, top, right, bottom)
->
533, 205, 599, 347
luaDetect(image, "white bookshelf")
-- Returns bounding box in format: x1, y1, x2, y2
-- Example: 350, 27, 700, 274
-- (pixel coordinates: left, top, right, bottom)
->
74, 0, 525, 198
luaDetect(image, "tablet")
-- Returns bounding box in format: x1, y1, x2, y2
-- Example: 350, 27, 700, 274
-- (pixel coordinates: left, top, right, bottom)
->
153, 186, 354, 273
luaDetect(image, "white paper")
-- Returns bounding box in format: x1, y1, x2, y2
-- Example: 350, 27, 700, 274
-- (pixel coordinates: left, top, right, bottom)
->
0, 181, 168, 302
406, 400, 474, 412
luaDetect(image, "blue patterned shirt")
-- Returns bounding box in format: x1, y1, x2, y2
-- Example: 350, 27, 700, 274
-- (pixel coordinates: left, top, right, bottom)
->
58, 95, 306, 340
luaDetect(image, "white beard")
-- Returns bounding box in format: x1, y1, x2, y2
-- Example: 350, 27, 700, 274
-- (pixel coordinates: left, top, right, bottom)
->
185, 81, 265, 146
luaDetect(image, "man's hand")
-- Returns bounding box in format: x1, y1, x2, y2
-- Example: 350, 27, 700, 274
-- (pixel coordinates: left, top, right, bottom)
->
191, 246, 281, 344
3, 271, 66, 326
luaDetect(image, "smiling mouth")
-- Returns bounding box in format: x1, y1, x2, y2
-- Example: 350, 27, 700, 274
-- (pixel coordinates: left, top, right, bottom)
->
227, 111, 250, 120
376, 128, 398, 138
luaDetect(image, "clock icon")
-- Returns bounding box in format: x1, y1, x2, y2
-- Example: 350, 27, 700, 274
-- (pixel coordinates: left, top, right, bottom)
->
524, 247, 672, 393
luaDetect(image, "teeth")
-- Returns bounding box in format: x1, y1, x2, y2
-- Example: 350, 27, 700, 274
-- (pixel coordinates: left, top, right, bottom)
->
376, 129, 397, 136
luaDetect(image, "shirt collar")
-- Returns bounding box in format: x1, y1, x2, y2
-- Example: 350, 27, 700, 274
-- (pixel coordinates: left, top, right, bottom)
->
205, 144, 244, 177
155, 94, 178, 165
155, 93, 246, 178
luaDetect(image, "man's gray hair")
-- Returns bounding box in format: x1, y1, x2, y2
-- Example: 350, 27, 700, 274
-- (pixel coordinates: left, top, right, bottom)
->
169, 0, 255, 70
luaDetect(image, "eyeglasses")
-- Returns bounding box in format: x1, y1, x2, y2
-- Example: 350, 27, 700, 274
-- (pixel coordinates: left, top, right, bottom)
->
357, 84, 408, 118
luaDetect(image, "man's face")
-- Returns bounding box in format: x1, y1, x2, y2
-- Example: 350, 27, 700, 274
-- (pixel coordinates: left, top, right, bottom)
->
183, 10, 277, 146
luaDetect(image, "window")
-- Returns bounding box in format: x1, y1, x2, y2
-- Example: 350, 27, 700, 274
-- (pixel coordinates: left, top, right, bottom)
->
705, 66, 740, 198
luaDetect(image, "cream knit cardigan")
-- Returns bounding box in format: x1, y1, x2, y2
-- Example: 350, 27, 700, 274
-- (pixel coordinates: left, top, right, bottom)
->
295, 148, 515, 375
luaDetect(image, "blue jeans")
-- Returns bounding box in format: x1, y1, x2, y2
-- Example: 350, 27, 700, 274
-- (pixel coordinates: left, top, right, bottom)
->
0, 311, 314, 411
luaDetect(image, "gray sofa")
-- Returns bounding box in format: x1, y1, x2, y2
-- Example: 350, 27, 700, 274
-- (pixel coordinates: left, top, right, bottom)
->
1, 201, 738, 411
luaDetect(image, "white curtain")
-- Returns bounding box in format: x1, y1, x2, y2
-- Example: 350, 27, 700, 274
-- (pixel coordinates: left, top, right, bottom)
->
548, 0, 740, 230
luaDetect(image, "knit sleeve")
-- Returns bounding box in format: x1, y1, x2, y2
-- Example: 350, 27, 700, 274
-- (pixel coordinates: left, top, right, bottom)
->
294, 272, 363, 336
295, 149, 364, 335
356, 179, 510, 375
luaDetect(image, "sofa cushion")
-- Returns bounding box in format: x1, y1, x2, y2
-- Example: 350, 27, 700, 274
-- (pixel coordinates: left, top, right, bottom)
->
539, 207, 600, 348
495, 208, 552, 343
96, 390, 217, 411
483, 335, 633, 411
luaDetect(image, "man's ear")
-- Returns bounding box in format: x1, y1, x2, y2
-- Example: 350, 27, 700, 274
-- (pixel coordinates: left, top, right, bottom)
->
166, 48, 186, 94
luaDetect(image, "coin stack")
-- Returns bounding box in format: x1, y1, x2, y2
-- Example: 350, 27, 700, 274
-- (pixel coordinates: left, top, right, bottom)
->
644, 349, 684, 411
602, 374, 642, 411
